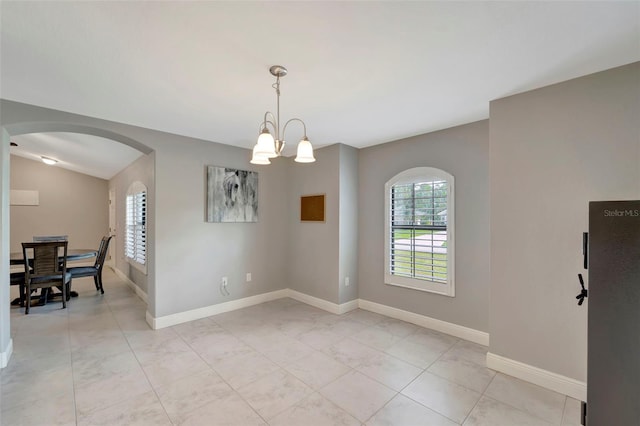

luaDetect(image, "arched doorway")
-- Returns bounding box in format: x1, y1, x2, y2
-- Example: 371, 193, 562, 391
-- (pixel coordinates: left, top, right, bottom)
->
1, 122, 155, 367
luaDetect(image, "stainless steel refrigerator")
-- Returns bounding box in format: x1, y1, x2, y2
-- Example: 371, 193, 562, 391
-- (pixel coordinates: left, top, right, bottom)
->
584, 200, 640, 425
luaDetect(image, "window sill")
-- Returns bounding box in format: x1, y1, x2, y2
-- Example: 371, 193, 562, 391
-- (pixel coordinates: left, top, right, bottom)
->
385, 275, 454, 297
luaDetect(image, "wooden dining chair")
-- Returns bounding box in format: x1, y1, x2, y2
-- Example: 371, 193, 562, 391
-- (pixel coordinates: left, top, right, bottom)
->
21, 241, 72, 314
67, 235, 113, 294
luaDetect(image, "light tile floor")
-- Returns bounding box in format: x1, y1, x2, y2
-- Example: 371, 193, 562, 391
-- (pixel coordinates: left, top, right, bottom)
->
2, 269, 582, 425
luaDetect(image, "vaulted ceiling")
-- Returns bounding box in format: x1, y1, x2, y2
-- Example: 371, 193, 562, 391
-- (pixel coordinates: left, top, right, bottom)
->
2, 1, 639, 178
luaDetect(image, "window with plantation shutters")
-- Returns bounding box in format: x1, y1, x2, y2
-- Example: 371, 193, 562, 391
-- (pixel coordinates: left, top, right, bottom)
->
384, 167, 455, 296
125, 182, 147, 273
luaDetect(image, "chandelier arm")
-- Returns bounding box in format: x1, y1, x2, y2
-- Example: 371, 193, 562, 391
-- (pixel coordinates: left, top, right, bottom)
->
262, 112, 277, 129
257, 120, 277, 136
282, 118, 308, 139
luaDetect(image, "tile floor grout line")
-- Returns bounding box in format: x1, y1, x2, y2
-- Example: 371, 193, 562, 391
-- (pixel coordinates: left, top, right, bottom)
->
399, 391, 464, 425
560, 394, 569, 425
360, 390, 401, 425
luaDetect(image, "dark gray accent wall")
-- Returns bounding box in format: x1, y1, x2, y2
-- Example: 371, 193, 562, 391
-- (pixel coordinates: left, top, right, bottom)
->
358, 120, 490, 331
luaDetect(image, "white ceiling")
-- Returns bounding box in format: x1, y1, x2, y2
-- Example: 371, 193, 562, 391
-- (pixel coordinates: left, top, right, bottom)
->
10, 132, 143, 180
1, 1, 639, 178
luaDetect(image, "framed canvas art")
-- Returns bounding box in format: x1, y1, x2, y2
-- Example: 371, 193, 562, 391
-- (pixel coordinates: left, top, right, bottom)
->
206, 166, 258, 223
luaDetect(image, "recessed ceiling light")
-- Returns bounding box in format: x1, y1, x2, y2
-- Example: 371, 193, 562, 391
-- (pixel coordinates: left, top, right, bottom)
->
41, 156, 58, 165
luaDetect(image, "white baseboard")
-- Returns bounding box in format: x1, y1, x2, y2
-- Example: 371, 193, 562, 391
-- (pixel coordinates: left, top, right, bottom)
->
287, 289, 358, 315
486, 352, 586, 401
113, 267, 148, 304
148, 289, 290, 329
358, 299, 490, 346
1, 338, 13, 369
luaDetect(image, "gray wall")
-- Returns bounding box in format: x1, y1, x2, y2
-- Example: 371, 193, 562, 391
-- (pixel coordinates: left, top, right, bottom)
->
358, 120, 490, 331
489, 62, 640, 381
109, 152, 155, 294
10, 155, 108, 252
287, 144, 340, 303
338, 144, 359, 304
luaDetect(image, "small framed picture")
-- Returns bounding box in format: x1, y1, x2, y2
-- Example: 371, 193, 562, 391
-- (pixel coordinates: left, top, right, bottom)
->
300, 194, 325, 222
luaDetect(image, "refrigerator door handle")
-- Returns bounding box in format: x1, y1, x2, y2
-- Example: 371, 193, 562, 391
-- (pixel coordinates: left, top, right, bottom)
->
576, 273, 588, 306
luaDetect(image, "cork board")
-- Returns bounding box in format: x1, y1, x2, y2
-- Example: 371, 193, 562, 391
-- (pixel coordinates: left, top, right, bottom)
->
300, 194, 325, 222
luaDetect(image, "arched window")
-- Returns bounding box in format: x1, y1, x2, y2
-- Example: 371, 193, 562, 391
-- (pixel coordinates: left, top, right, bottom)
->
125, 181, 147, 273
385, 167, 455, 296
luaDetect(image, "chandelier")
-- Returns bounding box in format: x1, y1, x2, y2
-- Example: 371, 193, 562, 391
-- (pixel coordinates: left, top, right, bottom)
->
250, 65, 316, 165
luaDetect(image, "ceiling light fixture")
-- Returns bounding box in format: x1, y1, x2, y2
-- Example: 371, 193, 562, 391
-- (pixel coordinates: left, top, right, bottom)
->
251, 65, 316, 165
41, 156, 58, 165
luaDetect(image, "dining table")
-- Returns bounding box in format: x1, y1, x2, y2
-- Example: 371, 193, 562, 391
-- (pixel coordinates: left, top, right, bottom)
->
10, 248, 98, 305
10, 248, 98, 265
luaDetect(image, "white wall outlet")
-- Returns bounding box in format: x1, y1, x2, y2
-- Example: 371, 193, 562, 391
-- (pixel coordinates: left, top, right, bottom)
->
246, 273, 252, 282
345, 277, 350, 286
221, 276, 228, 287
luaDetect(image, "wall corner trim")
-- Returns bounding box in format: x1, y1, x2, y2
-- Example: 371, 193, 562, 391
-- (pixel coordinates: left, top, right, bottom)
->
1, 338, 13, 369
486, 352, 586, 401
287, 290, 358, 315
358, 299, 489, 346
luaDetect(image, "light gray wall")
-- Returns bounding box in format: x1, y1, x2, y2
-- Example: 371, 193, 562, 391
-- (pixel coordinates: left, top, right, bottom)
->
338, 144, 359, 304
489, 62, 640, 381
358, 120, 490, 331
9, 155, 108, 252
287, 144, 340, 303
109, 152, 154, 294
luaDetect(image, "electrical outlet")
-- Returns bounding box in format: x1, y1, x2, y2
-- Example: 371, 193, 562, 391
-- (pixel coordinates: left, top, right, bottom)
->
222, 276, 228, 287
345, 277, 350, 286
246, 273, 252, 282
